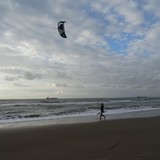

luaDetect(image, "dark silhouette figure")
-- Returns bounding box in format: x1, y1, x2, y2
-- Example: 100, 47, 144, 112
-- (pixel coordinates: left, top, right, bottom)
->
99, 103, 106, 120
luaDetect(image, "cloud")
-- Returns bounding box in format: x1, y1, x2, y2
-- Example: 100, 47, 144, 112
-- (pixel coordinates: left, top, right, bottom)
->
144, 0, 160, 18
5, 75, 18, 81
0, 0, 160, 98
1, 67, 42, 81
13, 83, 29, 87
55, 82, 68, 88
21, 71, 42, 80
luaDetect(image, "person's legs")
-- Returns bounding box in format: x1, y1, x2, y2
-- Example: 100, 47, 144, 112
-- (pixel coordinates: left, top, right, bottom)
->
100, 113, 102, 120
102, 114, 106, 120
100, 113, 106, 120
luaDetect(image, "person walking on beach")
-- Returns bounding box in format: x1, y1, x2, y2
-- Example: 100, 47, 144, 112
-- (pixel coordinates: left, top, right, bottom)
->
99, 103, 106, 120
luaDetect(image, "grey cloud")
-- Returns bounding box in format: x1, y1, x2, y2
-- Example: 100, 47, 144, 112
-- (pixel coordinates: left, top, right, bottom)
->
21, 71, 42, 80
5, 75, 18, 81
56, 71, 69, 79
1, 67, 42, 81
144, 0, 160, 18
13, 83, 29, 87
55, 83, 68, 88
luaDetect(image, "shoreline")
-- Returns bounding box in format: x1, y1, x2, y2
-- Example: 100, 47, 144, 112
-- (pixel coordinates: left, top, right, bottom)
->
0, 109, 160, 130
0, 116, 160, 160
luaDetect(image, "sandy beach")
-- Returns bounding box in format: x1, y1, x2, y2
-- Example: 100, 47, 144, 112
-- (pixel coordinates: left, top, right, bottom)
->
0, 117, 160, 160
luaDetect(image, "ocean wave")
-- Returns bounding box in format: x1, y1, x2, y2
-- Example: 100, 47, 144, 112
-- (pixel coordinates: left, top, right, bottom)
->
0, 98, 160, 124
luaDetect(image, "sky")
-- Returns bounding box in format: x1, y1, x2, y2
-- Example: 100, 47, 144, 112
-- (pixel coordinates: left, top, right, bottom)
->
0, 0, 160, 99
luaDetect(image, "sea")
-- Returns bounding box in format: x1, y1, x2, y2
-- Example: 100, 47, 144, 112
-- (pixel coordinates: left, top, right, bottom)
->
0, 97, 160, 129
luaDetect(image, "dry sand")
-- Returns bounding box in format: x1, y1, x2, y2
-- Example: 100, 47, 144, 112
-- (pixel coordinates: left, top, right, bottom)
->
0, 117, 160, 160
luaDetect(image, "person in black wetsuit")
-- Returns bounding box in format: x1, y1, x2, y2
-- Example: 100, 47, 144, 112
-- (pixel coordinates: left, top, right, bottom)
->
99, 103, 106, 120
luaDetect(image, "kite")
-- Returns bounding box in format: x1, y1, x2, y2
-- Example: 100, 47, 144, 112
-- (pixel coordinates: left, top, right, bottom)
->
57, 21, 67, 38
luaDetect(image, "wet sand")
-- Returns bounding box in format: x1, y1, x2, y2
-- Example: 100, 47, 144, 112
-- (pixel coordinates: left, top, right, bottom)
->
0, 117, 160, 160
